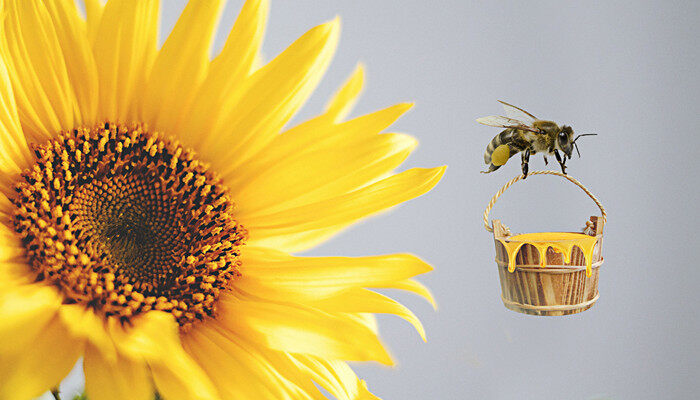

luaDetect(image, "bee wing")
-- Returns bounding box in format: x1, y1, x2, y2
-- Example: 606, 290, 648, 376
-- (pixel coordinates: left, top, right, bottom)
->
475, 115, 541, 133
498, 100, 537, 126
476, 115, 522, 127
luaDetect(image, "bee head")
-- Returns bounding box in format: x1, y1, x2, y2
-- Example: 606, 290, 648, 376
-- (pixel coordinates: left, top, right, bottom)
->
557, 125, 575, 159
560, 126, 597, 159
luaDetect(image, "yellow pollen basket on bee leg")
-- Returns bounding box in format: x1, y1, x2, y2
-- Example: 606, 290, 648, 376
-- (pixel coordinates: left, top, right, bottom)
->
491, 144, 510, 166
483, 171, 607, 316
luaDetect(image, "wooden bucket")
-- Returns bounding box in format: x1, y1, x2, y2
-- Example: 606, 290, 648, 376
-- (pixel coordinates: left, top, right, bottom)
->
483, 171, 607, 316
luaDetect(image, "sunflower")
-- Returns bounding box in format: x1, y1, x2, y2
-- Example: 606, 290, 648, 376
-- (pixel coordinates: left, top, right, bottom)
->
0, 0, 445, 399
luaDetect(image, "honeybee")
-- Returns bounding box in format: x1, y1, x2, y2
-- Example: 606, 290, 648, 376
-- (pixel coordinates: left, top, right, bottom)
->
477, 101, 596, 178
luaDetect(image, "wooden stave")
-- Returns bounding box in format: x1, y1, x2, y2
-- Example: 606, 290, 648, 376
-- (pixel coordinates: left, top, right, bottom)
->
493, 235, 603, 316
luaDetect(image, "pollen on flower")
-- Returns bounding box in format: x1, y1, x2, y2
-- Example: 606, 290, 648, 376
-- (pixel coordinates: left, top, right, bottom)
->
12, 123, 246, 329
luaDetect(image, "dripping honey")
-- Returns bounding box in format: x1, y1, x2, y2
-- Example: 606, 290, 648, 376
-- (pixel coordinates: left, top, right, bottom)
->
497, 232, 599, 276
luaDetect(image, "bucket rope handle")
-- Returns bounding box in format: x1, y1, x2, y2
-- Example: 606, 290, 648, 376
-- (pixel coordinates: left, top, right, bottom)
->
483, 170, 607, 232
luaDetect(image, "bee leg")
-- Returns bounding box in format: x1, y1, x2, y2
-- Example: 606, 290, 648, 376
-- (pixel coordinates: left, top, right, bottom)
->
554, 150, 567, 174
521, 148, 530, 178
543, 156, 548, 166
481, 163, 500, 174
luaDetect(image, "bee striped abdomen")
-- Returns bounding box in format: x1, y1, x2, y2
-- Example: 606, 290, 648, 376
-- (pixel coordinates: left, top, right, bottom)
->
484, 129, 515, 164
482, 129, 529, 174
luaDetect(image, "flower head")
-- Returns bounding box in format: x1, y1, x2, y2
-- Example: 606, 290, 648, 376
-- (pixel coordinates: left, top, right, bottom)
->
0, 1, 444, 399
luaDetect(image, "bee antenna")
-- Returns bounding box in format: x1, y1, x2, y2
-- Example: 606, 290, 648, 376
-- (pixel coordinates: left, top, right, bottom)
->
574, 141, 581, 158
573, 133, 597, 142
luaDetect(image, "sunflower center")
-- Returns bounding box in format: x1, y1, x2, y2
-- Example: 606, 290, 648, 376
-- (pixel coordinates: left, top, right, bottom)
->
12, 123, 246, 328
71, 173, 187, 293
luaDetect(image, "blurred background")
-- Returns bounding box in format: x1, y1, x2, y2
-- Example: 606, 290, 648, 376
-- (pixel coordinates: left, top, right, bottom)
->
48, 1, 699, 399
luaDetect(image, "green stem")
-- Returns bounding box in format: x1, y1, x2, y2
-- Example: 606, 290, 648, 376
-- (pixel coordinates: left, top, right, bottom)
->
51, 387, 61, 400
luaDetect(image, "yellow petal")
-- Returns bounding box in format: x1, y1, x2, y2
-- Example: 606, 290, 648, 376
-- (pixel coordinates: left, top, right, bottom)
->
2, 0, 78, 142
244, 166, 446, 246
251, 51, 266, 71
238, 247, 432, 302
83, 343, 152, 400
228, 102, 413, 193
240, 224, 351, 254
384, 278, 437, 309
151, 362, 221, 400
179, 0, 268, 148
0, 222, 25, 264
224, 63, 368, 192
290, 355, 381, 400
0, 262, 33, 289
0, 222, 29, 280
109, 312, 219, 400
83, 0, 104, 45
183, 321, 317, 400
352, 313, 378, 335
141, 0, 225, 134
58, 304, 115, 361
0, 42, 32, 179
93, 0, 159, 123
324, 63, 365, 122
43, 0, 99, 124
0, 192, 13, 217
0, 284, 61, 353
0, 314, 82, 400
235, 133, 417, 216
202, 18, 340, 175
253, 61, 363, 150
210, 0, 268, 82
311, 288, 426, 341
357, 381, 383, 400
218, 292, 393, 365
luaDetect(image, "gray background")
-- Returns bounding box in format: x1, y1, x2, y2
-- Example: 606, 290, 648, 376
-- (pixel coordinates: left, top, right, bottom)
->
49, 1, 699, 399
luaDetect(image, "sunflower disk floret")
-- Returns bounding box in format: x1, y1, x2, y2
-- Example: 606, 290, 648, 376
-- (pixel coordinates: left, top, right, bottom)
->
12, 123, 246, 329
